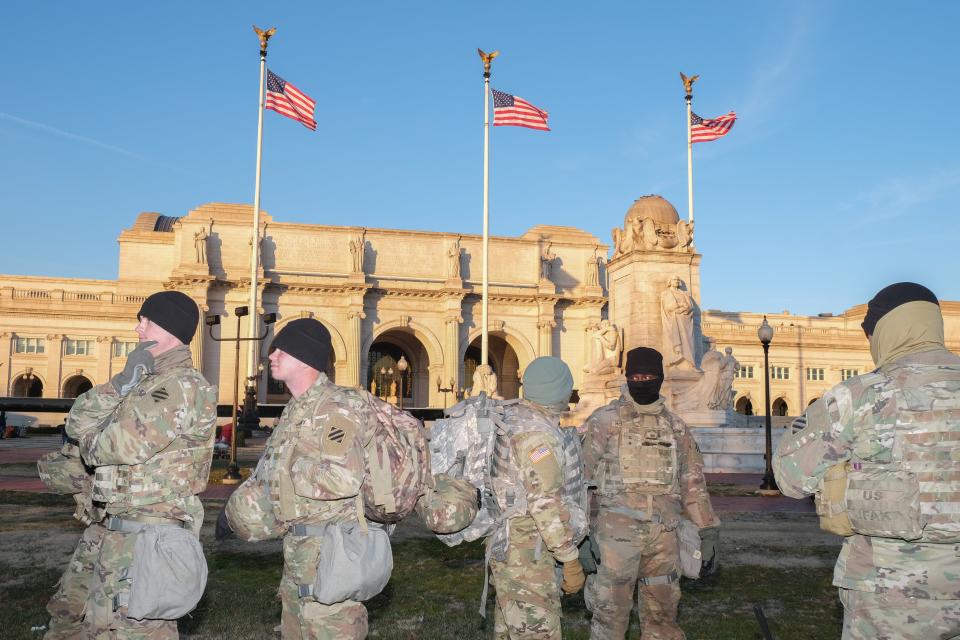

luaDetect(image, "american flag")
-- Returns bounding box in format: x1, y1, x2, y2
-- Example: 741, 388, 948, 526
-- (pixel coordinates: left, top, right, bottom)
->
492, 89, 550, 131
265, 70, 317, 131
690, 111, 736, 143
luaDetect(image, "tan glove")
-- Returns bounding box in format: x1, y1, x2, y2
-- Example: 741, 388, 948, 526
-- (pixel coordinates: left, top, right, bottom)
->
561, 559, 586, 594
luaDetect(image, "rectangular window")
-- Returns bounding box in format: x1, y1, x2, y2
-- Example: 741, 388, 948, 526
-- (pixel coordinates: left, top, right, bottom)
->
64, 339, 93, 356
14, 337, 45, 354
112, 341, 138, 358
771, 366, 790, 380
806, 368, 824, 381
841, 369, 859, 381
734, 365, 754, 379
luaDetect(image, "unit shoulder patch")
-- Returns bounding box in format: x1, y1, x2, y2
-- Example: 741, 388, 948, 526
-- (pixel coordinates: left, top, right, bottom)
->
321, 413, 356, 458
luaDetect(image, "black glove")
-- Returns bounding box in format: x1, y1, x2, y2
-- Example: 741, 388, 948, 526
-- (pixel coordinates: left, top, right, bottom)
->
215, 509, 235, 541
699, 526, 720, 576
111, 341, 156, 395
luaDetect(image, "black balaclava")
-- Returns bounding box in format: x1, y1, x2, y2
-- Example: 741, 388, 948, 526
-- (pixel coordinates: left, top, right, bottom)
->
861, 282, 939, 337
624, 347, 664, 405
269, 318, 332, 373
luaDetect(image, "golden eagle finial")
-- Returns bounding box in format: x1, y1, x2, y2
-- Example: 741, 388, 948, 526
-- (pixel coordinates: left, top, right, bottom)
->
478, 48, 500, 75
253, 25, 277, 52
680, 72, 699, 96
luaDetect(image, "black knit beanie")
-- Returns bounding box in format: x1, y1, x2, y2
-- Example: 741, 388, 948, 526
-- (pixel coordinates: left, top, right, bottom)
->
137, 291, 199, 345
269, 318, 332, 373
861, 282, 938, 336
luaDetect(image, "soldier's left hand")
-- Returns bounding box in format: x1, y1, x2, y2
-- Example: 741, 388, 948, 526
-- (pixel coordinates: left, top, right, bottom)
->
561, 559, 586, 594
699, 526, 720, 576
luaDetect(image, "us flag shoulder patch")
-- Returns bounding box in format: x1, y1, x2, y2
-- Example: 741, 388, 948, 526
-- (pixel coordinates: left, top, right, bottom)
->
528, 444, 552, 464
151, 387, 170, 402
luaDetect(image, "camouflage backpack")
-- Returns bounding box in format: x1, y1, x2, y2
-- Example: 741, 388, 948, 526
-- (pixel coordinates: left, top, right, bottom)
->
361, 391, 429, 523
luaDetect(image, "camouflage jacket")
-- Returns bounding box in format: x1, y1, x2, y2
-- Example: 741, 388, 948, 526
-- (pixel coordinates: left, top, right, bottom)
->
582, 391, 719, 530
489, 401, 585, 563
235, 373, 378, 530
67, 346, 217, 529
773, 349, 960, 597
36, 438, 103, 525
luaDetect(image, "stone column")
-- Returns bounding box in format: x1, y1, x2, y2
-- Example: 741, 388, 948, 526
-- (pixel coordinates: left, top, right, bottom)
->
347, 309, 366, 388
0, 332, 10, 395
95, 336, 112, 387
45, 334, 63, 398
537, 319, 556, 357
443, 314, 463, 398
191, 303, 209, 373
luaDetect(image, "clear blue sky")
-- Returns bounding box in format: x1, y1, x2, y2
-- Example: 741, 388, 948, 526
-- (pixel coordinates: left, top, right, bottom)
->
2, 2, 957, 316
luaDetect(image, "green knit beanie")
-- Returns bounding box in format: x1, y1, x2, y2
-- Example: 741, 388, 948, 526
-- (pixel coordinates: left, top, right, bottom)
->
522, 356, 573, 409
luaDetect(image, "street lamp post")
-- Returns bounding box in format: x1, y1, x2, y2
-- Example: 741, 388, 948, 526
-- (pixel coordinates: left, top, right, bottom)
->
397, 355, 409, 410
758, 316, 779, 494
437, 376, 456, 408
207, 308, 276, 484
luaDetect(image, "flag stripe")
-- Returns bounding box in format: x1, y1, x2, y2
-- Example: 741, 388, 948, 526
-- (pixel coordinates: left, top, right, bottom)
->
265, 69, 317, 131
690, 111, 736, 143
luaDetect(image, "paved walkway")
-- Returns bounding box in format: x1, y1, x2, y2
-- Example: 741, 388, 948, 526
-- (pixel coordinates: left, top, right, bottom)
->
0, 435, 814, 512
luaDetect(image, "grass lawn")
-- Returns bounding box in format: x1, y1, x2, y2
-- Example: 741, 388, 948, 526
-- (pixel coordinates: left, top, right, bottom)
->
0, 491, 842, 639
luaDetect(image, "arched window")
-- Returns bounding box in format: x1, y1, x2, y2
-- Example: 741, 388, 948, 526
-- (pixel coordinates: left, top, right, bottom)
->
735, 396, 753, 416
12, 375, 43, 398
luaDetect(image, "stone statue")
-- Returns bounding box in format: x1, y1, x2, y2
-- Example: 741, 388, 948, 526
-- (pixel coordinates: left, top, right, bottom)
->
586, 248, 602, 286
630, 217, 644, 251
390, 379, 398, 398
468, 364, 502, 399
712, 346, 739, 410
193, 227, 208, 264
447, 236, 462, 279
370, 379, 377, 396
675, 349, 722, 411
660, 276, 697, 369
641, 217, 659, 250
584, 319, 622, 376
349, 229, 366, 273
677, 220, 694, 253
611, 227, 624, 258
539, 241, 556, 280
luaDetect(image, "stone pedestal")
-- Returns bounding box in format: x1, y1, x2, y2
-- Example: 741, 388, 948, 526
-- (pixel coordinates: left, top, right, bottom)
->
689, 426, 788, 473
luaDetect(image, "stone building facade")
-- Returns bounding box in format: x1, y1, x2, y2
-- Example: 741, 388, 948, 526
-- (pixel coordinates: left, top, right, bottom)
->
2, 199, 957, 414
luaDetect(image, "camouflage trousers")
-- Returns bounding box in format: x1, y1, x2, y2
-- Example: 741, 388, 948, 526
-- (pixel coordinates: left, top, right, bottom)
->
840, 588, 960, 640
586, 510, 684, 640
279, 533, 368, 640
45, 524, 104, 639
47, 523, 177, 639
489, 526, 562, 639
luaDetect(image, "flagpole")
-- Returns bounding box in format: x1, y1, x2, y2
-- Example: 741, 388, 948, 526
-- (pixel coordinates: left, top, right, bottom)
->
248, 27, 273, 397
684, 77, 695, 224
478, 49, 498, 368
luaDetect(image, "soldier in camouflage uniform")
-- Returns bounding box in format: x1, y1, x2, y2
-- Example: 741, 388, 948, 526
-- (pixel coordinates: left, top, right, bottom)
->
52, 290, 217, 639
774, 282, 960, 640
582, 347, 719, 640
486, 356, 587, 640
221, 318, 380, 639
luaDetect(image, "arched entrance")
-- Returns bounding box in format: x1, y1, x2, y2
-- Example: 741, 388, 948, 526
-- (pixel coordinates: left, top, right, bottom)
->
807, 397, 820, 407
772, 397, 789, 416
62, 375, 93, 399
12, 374, 43, 397
464, 333, 521, 400
366, 329, 430, 407
735, 396, 753, 416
